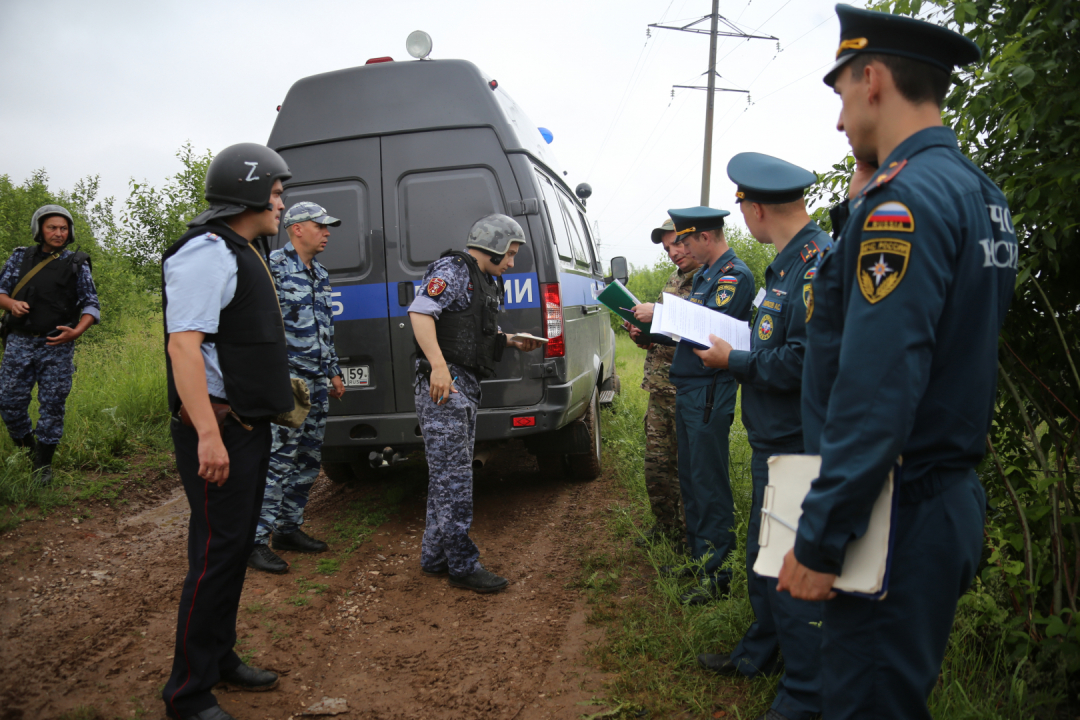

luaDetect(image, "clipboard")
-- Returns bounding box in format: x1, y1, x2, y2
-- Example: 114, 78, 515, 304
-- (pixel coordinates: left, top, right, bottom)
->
753, 454, 902, 600
597, 279, 650, 331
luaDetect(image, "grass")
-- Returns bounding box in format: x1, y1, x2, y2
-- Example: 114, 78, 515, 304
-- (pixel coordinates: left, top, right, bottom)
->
585, 333, 1064, 719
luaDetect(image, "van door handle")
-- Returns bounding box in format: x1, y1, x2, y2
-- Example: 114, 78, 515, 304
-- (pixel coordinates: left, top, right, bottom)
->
583, 305, 600, 315
398, 282, 414, 307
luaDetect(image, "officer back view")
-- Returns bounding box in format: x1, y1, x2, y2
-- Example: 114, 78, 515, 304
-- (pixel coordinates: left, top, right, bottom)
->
161, 143, 295, 720
408, 214, 542, 593
0, 204, 100, 484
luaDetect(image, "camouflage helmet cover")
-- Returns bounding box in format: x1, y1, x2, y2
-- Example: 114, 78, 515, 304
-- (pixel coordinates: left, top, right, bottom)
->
465, 213, 526, 255
30, 204, 75, 245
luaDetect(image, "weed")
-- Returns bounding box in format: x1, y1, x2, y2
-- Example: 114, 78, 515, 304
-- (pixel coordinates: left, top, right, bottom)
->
244, 602, 267, 614
315, 558, 341, 575
295, 577, 329, 595
56, 707, 103, 720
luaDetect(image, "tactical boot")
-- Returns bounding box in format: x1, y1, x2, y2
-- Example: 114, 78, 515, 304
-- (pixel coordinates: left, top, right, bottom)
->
248, 544, 289, 574
12, 432, 36, 458
272, 529, 328, 553
421, 561, 449, 577
33, 443, 57, 486
449, 566, 509, 593
697, 652, 744, 677
219, 662, 279, 691
165, 705, 237, 720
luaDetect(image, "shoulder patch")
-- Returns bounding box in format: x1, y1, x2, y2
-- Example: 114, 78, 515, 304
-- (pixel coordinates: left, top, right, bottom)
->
859, 159, 908, 198
864, 201, 914, 232
426, 277, 448, 297
757, 314, 774, 341
715, 286, 735, 307
857, 239, 911, 304
804, 283, 814, 321
803, 267, 817, 280
718, 275, 739, 284
800, 240, 821, 263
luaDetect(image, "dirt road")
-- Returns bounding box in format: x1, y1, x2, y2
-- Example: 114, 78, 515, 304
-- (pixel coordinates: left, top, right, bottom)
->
0, 448, 620, 720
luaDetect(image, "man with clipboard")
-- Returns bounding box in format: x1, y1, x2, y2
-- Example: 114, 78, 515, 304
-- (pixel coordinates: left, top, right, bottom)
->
776, 6, 1018, 719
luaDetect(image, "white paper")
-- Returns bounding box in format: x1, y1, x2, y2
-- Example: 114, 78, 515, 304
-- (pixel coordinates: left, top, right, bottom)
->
650, 292, 750, 351
753, 288, 766, 309
753, 454, 895, 597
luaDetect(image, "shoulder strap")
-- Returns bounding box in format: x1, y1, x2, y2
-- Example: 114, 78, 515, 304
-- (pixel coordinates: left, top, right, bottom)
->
10, 254, 58, 300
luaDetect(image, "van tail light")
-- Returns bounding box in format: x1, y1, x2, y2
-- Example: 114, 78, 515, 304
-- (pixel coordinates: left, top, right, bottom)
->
541, 282, 564, 358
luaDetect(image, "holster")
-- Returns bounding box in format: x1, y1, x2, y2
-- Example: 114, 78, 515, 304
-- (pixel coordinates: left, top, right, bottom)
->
178, 402, 252, 431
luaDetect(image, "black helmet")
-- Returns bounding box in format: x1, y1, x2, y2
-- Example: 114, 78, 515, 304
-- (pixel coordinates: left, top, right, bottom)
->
189, 143, 292, 227
30, 204, 75, 245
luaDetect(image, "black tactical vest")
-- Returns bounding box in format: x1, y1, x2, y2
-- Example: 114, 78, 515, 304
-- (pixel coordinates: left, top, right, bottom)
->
8, 247, 88, 335
418, 251, 503, 379
162, 223, 293, 418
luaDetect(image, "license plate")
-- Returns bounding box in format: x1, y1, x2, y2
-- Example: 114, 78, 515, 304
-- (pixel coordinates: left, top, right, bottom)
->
343, 365, 370, 387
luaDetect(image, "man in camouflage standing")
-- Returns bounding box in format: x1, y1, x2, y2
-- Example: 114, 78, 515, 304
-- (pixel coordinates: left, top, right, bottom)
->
248, 202, 345, 574
629, 219, 699, 544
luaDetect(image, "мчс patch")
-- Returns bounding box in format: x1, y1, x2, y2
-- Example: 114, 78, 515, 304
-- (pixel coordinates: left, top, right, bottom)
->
857, 239, 911, 304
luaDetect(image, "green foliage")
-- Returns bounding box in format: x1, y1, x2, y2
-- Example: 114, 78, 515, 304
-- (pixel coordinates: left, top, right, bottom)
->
809, 0, 1080, 702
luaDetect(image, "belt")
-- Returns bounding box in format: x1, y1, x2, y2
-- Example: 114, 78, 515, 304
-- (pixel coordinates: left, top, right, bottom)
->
898, 466, 973, 506
11, 329, 48, 338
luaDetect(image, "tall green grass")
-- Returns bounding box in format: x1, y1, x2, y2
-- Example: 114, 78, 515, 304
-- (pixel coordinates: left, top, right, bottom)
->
0, 312, 169, 524
589, 333, 1061, 718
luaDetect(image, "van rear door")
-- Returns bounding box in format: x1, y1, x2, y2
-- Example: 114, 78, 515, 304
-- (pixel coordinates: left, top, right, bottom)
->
381, 127, 544, 412
274, 138, 395, 417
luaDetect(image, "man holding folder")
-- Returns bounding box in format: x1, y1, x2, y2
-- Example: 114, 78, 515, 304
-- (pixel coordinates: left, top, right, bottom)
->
635, 207, 756, 605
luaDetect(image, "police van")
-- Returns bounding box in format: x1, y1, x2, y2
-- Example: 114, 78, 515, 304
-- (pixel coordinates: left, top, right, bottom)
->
265, 52, 625, 481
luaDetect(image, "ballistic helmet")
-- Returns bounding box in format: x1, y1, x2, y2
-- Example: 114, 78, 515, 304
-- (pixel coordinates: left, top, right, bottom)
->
465, 214, 526, 258
30, 204, 75, 245
188, 143, 292, 227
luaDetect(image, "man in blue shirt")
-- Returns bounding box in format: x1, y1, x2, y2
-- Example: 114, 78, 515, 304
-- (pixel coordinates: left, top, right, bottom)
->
248, 202, 346, 574
776, 7, 1017, 719
635, 206, 756, 605
694, 154, 831, 720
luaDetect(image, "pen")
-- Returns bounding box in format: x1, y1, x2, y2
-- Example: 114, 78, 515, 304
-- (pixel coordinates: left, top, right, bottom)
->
620, 307, 634, 312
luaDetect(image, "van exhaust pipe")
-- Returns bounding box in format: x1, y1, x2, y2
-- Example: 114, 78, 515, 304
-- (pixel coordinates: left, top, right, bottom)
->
472, 450, 491, 470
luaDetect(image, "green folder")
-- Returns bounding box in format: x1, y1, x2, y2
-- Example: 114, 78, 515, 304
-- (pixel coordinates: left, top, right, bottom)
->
598, 279, 651, 332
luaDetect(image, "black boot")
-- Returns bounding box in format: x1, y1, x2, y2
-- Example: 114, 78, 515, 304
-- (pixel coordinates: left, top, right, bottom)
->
12, 433, 36, 458
33, 443, 57, 486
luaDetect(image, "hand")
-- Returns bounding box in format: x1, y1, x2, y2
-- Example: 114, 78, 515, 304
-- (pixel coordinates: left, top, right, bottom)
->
627, 324, 642, 341
45, 325, 81, 346
197, 432, 230, 487
692, 334, 733, 369
429, 364, 457, 405
776, 549, 837, 601
849, 158, 880, 200
632, 303, 654, 323
329, 375, 345, 399
8, 300, 29, 317
508, 337, 542, 352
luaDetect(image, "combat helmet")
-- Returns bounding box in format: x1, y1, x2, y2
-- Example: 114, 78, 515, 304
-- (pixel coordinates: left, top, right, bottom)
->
188, 143, 292, 227
465, 214, 526, 264
30, 204, 75, 245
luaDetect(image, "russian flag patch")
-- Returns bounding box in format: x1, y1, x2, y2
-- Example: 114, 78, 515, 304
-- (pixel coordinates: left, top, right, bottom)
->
864, 201, 914, 232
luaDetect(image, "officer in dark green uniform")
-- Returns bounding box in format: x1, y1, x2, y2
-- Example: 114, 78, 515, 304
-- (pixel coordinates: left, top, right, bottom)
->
775, 6, 1017, 719
645, 206, 756, 605
694, 154, 830, 720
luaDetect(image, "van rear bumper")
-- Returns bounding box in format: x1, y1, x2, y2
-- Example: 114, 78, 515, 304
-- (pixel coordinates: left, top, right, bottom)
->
321, 380, 577, 462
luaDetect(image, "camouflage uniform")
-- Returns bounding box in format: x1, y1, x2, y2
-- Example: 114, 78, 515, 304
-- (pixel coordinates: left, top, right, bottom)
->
409, 255, 490, 577
639, 267, 694, 533
0, 247, 100, 445
255, 241, 341, 544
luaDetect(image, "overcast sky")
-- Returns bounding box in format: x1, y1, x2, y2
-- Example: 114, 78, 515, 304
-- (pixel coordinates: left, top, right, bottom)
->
1, 0, 858, 269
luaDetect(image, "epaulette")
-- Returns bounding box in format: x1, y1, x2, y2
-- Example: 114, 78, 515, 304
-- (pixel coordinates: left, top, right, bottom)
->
858, 159, 908, 198
799, 240, 822, 264
719, 260, 735, 274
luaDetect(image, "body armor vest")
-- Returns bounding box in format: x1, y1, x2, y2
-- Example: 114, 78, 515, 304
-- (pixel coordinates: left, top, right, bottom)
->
9, 248, 88, 335
162, 223, 293, 418
418, 251, 503, 379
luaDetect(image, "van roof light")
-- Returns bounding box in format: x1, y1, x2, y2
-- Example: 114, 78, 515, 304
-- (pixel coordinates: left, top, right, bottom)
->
366, 56, 394, 64
406, 30, 433, 60
489, 79, 498, 90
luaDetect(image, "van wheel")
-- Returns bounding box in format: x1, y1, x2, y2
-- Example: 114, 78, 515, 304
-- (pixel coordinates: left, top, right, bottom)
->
322, 461, 356, 484
612, 374, 621, 395
567, 387, 602, 481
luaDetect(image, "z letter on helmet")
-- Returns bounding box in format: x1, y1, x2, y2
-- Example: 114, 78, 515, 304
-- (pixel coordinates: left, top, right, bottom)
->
245, 162, 259, 181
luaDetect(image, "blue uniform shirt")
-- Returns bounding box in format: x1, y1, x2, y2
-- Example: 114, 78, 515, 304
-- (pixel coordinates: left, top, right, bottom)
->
796, 126, 1017, 574
268, 242, 342, 381
0, 247, 101, 324
728, 222, 830, 451
668, 248, 756, 392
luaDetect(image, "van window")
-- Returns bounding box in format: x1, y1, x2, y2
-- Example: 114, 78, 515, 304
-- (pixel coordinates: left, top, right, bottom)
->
281, 182, 368, 273
557, 191, 592, 270
397, 167, 504, 268
536, 174, 573, 262
576, 209, 600, 273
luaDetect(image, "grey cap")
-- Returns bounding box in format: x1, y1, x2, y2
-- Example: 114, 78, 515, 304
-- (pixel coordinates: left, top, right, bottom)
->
30, 204, 75, 245
650, 218, 675, 245
283, 201, 342, 229
465, 213, 526, 255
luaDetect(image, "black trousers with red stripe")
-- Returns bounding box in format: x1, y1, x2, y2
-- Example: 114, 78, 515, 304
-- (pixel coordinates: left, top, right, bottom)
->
163, 416, 272, 718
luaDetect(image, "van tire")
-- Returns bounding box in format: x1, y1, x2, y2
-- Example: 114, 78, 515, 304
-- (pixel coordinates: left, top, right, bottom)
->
612, 374, 621, 395
567, 387, 602, 481
322, 461, 356, 484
